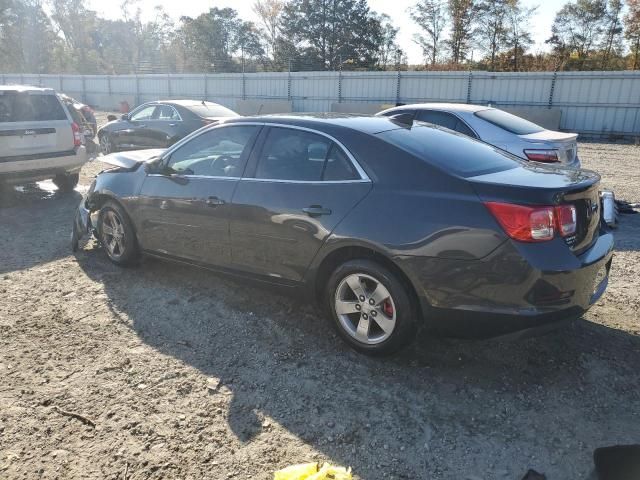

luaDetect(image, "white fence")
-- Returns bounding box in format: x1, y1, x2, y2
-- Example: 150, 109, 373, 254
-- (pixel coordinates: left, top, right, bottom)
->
2, 71, 640, 137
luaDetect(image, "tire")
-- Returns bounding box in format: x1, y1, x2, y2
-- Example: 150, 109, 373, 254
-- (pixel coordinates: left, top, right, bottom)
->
325, 259, 419, 356
53, 173, 79, 192
97, 200, 139, 266
99, 134, 113, 155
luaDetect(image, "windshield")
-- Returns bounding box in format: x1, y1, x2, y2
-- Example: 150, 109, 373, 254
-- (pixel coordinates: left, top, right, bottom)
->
475, 108, 545, 135
377, 124, 520, 177
188, 103, 239, 118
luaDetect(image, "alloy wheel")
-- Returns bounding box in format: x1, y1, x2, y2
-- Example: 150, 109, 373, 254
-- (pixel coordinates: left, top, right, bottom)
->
334, 273, 397, 345
100, 135, 111, 155
101, 210, 126, 260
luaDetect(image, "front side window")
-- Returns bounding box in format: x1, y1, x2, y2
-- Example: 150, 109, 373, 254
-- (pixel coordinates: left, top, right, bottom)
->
255, 127, 359, 182
130, 105, 158, 122
165, 125, 258, 177
416, 110, 458, 130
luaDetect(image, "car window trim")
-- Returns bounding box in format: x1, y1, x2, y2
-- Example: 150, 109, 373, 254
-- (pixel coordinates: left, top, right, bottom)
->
243, 123, 370, 184
414, 109, 480, 139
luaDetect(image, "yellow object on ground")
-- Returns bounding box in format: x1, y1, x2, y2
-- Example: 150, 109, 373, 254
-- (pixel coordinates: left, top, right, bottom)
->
274, 462, 352, 480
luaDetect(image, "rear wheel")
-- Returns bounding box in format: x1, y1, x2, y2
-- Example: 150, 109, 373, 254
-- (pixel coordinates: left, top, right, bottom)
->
325, 259, 419, 356
53, 173, 79, 192
97, 200, 139, 266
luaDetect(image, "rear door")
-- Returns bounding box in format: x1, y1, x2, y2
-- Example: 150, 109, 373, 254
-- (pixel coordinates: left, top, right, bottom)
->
135, 124, 261, 266
229, 126, 372, 282
145, 104, 184, 147
0, 90, 73, 165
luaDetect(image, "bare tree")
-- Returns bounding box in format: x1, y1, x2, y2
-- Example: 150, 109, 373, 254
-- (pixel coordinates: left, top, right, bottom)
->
505, 1, 537, 71
625, 0, 640, 68
252, 0, 285, 61
476, 0, 510, 70
410, 0, 447, 66
447, 0, 476, 64
601, 0, 624, 68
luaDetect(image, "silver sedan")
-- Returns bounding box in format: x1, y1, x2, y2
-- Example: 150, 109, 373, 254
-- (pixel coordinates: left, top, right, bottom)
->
377, 103, 581, 168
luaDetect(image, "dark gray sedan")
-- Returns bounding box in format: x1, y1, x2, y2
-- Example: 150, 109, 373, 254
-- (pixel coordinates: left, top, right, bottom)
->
73, 114, 613, 355
97, 100, 238, 154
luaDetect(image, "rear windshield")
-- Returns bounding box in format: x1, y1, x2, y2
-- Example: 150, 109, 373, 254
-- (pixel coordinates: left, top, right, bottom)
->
0, 92, 67, 123
377, 124, 520, 177
475, 108, 544, 135
187, 103, 238, 118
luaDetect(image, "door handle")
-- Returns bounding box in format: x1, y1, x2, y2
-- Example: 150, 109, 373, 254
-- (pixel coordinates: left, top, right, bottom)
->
303, 205, 332, 217
169, 123, 177, 127
206, 196, 225, 207
160, 200, 169, 210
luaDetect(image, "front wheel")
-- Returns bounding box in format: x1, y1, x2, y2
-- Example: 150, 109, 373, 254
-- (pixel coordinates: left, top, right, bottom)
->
325, 259, 419, 356
97, 200, 139, 266
53, 173, 79, 192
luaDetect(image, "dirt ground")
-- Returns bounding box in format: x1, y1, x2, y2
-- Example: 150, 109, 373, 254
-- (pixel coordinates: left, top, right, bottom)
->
1, 137, 639, 480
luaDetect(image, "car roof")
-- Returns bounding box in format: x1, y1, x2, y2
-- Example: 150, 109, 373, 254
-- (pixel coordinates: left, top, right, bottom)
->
160, 100, 223, 107
228, 113, 403, 135
392, 103, 490, 113
0, 85, 57, 94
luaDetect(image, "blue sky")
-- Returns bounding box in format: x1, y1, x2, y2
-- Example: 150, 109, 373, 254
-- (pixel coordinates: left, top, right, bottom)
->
93, 0, 561, 63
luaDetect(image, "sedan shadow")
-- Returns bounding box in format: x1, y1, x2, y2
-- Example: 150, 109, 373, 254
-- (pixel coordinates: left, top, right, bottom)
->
0, 183, 83, 275
74, 244, 640, 479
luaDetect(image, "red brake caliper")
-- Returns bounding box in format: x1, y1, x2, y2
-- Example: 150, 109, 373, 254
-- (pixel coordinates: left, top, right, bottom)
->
382, 299, 394, 317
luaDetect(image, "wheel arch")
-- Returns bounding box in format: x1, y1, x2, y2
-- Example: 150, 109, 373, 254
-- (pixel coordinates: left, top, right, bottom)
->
311, 243, 426, 323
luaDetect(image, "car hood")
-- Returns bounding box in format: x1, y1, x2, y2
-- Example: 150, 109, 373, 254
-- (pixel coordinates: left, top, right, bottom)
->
518, 130, 578, 143
99, 149, 166, 169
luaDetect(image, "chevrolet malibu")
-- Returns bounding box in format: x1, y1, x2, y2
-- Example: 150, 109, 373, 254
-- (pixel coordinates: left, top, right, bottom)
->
72, 114, 613, 355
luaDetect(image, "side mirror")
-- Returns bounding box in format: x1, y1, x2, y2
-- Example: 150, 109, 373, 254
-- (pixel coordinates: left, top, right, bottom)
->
121, 113, 129, 121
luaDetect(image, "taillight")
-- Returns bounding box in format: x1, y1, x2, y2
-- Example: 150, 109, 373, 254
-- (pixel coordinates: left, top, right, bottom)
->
71, 122, 83, 146
524, 149, 559, 163
555, 204, 577, 237
485, 202, 578, 242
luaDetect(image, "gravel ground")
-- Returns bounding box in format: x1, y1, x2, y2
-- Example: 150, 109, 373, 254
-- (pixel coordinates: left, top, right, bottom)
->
1, 138, 639, 480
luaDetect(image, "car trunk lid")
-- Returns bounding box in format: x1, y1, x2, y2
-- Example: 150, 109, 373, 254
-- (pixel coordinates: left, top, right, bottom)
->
519, 130, 579, 165
470, 163, 602, 254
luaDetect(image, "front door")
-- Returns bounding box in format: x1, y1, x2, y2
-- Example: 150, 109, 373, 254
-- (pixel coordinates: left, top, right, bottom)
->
230, 126, 372, 282
135, 124, 261, 266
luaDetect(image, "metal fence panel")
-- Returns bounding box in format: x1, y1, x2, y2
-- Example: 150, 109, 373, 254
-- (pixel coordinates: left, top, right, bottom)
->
1, 71, 639, 136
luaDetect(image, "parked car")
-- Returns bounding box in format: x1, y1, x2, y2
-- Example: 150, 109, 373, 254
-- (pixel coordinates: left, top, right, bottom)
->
0, 85, 87, 191
97, 100, 239, 154
73, 114, 613, 355
377, 103, 581, 168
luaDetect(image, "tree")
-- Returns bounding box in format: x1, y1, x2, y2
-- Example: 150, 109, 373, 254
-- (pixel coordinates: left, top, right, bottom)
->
600, 0, 624, 68
280, 0, 384, 70
504, 0, 536, 71
410, 0, 447, 66
546, 0, 607, 68
447, 0, 476, 64
476, 0, 510, 70
625, 0, 640, 68
176, 8, 264, 73
376, 13, 401, 69
252, 0, 285, 63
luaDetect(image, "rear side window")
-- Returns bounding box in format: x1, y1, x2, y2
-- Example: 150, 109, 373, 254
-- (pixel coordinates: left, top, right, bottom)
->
188, 103, 238, 118
475, 108, 544, 135
255, 127, 359, 182
377, 125, 520, 177
416, 110, 457, 129
0, 92, 67, 123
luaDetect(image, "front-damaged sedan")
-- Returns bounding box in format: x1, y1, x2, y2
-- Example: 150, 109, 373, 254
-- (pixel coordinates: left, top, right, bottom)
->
73, 114, 613, 355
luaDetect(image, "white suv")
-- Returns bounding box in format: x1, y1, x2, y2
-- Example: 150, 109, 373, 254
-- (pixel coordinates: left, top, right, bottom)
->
0, 85, 88, 192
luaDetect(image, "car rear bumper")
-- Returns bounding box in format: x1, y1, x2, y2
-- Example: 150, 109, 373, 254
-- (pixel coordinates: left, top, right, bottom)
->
0, 147, 88, 184
401, 231, 614, 338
